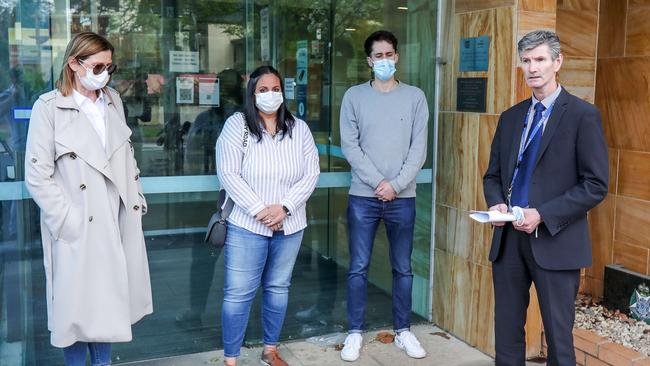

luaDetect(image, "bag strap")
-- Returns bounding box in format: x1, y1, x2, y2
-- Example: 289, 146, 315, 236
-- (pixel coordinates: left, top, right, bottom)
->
240, 112, 249, 152
221, 196, 235, 217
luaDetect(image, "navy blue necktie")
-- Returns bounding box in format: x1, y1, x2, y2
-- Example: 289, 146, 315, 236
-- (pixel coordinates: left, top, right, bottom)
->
510, 102, 546, 208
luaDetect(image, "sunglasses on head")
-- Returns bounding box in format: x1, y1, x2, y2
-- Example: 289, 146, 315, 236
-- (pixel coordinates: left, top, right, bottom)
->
78, 58, 117, 75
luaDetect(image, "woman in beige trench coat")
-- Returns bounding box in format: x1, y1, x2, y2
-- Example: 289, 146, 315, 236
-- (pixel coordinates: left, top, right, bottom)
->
24, 32, 153, 366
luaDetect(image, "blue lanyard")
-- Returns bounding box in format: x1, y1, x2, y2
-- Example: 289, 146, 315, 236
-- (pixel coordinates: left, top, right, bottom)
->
507, 102, 555, 206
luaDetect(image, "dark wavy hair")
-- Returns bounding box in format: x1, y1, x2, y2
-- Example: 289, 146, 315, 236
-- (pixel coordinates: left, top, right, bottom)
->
244, 65, 295, 141
364, 30, 398, 57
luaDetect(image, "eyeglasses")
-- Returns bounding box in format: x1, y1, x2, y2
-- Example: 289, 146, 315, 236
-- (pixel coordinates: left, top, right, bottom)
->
78, 59, 117, 75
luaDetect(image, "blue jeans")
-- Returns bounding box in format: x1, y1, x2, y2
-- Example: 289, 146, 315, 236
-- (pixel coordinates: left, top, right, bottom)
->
346, 195, 415, 333
222, 223, 304, 357
63, 342, 111, 366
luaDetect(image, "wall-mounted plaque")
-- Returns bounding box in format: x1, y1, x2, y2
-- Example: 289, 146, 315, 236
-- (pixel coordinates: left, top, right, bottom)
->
457, 77, 487, 113
459, 35, 490, 72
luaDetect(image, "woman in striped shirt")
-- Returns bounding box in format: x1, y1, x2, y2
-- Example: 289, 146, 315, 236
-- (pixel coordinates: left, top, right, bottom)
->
216, 65, 320, 366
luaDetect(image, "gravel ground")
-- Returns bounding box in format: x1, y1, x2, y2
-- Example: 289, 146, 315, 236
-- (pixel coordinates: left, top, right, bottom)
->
574, 294, 650, 356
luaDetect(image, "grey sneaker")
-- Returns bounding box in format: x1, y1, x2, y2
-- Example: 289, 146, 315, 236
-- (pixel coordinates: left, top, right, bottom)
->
295, 304, 320, 320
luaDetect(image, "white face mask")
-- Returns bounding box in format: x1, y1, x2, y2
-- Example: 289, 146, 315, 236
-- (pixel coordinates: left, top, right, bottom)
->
255, 91, 284, 114
78, 67, 110, 91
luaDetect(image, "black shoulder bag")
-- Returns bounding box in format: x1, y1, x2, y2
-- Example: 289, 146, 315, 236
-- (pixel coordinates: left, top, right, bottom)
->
204, 189, 235, 247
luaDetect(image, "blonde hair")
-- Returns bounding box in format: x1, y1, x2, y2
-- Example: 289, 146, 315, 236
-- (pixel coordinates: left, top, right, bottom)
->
56, 32, 115, 96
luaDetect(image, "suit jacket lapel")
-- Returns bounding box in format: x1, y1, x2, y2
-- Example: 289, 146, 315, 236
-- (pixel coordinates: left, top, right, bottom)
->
533, 88, 569, 168
506, 100, 531, 185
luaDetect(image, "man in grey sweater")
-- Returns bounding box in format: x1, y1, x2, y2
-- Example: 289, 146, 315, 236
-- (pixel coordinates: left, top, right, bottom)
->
339, 30, 429, 362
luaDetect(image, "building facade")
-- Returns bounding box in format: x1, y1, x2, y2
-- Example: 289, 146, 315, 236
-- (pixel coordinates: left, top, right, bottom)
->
3, 0, 649, 364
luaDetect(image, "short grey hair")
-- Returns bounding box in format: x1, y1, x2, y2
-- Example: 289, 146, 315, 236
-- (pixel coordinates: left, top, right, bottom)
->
518, 30, 562, 60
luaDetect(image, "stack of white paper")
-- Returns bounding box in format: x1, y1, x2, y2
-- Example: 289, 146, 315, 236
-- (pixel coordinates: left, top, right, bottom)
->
469, 210, 516, 223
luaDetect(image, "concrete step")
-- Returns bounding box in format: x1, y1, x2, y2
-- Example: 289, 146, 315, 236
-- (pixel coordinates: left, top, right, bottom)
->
121, 324, 502, 366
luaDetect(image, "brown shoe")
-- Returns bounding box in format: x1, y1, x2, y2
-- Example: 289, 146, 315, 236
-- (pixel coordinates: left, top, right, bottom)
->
261, 348, 288, 366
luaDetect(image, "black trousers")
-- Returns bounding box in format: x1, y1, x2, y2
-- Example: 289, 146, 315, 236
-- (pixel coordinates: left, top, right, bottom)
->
492, 225, 580, 366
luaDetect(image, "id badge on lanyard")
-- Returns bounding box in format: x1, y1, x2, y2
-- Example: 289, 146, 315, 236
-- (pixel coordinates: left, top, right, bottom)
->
506, 102, 554, 209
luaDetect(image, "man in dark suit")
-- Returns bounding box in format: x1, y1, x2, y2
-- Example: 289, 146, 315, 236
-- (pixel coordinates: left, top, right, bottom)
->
483, 30, 608, 365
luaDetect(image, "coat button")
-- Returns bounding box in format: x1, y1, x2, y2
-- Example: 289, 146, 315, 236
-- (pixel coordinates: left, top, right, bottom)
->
133, 205, 140, 211
80, 184, 86, 190
70, 153, 77, 159
89, 216, 93, 222
135, 174, 139, 181
31, 158, 37, 163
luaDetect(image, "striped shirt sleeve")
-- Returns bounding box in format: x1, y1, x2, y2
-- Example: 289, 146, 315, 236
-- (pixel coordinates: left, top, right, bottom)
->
281, 121, 320, 214
216, 114, 266, 217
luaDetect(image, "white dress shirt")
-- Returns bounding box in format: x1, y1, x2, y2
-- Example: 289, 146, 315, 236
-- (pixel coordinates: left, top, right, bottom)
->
73, 89, 107, 148
216, 112, 320, 237
526, 84, 563, 134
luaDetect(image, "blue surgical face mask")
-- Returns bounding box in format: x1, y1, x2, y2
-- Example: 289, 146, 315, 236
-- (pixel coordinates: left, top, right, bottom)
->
372, 59, 396, 81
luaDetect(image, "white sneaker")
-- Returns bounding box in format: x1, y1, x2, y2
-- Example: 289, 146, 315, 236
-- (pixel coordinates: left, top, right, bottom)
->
394, 330, 427, 359
340, 333, 363, 362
